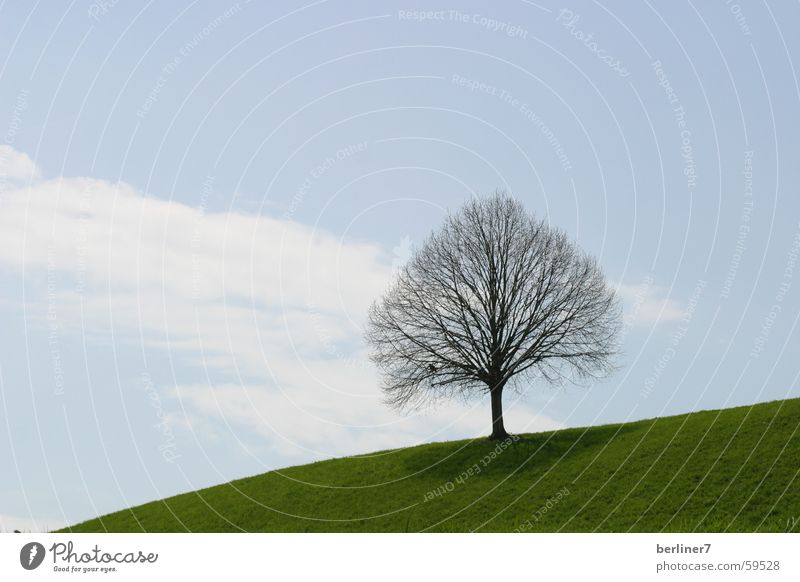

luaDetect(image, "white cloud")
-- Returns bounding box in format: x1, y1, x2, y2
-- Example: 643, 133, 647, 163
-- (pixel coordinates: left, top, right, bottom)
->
0, 146, 561, 464
0, 173, 387, 376
0, 144, 40, 184
616, 279, 685, 327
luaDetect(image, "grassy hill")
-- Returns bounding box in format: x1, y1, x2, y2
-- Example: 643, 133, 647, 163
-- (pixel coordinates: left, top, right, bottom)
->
61, 398, 800, 533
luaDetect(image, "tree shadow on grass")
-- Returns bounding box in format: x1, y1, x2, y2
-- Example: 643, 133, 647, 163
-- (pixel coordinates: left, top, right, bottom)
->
400, 422, 640, 482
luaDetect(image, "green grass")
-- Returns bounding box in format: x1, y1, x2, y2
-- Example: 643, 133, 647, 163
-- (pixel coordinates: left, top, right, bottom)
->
61, 398, 800, 532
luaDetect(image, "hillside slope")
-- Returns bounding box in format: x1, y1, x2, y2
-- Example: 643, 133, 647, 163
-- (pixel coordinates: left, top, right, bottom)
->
62, 398, 800, 532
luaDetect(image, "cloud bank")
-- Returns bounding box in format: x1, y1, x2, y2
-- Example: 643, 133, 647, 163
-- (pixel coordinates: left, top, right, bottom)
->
0, 147, 563, 464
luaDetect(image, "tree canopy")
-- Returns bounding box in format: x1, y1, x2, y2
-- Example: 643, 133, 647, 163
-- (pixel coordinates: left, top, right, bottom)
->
366, 193, 621, 439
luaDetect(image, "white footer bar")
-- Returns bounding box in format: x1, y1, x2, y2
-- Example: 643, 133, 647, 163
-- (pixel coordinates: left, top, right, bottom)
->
1, 533, 796, 581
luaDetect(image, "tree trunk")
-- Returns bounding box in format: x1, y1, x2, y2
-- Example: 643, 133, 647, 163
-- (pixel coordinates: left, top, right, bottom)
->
489, 383, 509, 440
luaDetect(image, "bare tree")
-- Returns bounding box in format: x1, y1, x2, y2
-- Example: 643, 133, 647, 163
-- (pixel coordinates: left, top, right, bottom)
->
366, 193, 621, 440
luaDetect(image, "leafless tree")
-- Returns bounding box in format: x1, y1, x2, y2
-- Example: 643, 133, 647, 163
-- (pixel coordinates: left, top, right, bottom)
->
365, 193, 621, 440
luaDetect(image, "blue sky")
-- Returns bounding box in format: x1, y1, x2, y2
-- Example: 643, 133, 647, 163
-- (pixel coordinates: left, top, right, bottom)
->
1, 0, 799, 531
